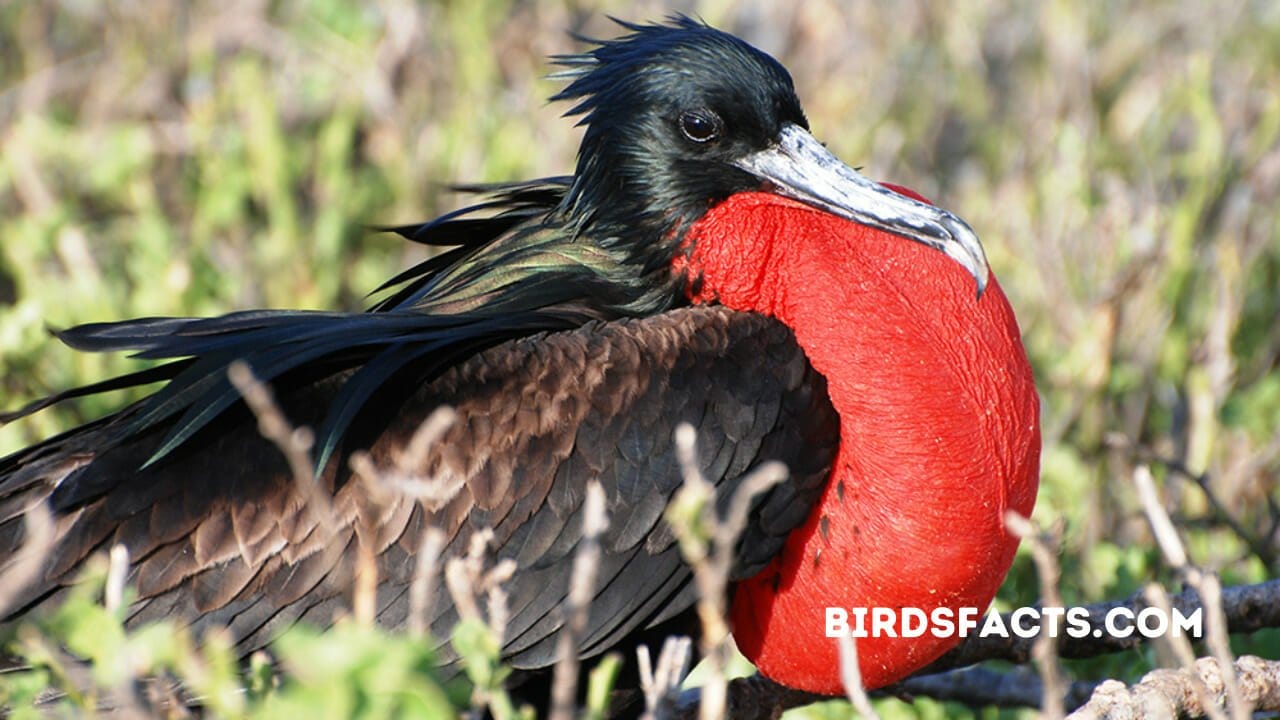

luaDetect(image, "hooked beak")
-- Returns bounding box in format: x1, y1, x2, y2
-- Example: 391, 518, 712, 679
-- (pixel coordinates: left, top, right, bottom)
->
733, 123, 989, 296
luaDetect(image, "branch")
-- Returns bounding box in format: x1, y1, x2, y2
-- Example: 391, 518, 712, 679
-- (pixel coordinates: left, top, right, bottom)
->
1067, 656, 1280, 719
1005, 510, 1067, 718
664, 424, 788, 720
0, 500, 54, 617
1108, 436, 1278, 570
1133, 464, 1239, 719
549, 481, 609, 720
674, 667, 1100, 720
889, 667, 1098, 712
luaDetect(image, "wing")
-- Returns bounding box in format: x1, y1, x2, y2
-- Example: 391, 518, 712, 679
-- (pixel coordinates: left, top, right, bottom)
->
0, 305, 839, 672
0, 177, 680, 479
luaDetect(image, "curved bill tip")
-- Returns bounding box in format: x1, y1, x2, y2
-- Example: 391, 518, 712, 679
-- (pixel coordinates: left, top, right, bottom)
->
733, 123, 990, 298
936, 211, 989, 299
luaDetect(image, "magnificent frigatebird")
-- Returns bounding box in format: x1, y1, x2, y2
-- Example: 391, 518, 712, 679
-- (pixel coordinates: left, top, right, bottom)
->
0, 15, 1039, 710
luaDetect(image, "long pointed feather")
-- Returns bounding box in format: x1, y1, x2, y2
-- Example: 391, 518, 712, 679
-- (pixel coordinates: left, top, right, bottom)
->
0, 361, 188, 425
4, 167, 680, 468
310, 342, 445, 476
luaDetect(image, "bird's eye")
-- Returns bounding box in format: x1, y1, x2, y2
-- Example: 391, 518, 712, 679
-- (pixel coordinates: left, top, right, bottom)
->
678, 110, 722, 143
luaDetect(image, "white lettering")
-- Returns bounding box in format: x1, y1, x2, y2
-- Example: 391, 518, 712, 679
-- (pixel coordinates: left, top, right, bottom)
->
981, 610, 1009, 638
851, 607, 868, 638
1066, 607, 1091, 638
1136, 607, 1168, 638
1173, 608, 1203, 639
931, 606, 955, 638
1010, 607, 1040, 638
872, 607, 897, 638
825, 607, 848, 638
1106, 608, 1135, 638
901, 607, 927, 637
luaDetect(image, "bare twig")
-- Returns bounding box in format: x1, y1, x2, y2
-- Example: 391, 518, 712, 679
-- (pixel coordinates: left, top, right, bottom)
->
0, 501, 55, 617
352, 522, 378, 627
1143, 582, 1225, 719
401, 407, 457, 471
668, 423, 788, 720
835, 632, 880, 719
639, 636, 693, 720
1134, 465, 1188, 569
1196, 574, 1243, 718
105, 544, 130, 615
1134, 465, 1248, 719
549, 481, 609, 720
344, 407, 458, 632
444, 530, 514, 627
1110, 436, 1276, 569
1005, 511, 1067, 720
227, 361, 335, 532
408, 526, 447, 638
443, 528, 518, 719
485, 564, 516, 659
349, 406, 462, 510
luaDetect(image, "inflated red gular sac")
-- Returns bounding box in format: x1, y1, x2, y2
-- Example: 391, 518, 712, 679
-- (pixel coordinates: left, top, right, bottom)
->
680, 191, 1040, 693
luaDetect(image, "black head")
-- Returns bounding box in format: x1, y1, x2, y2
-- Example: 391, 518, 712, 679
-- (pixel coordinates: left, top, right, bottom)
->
553, 17, 806, 232
552, 16, 989, 292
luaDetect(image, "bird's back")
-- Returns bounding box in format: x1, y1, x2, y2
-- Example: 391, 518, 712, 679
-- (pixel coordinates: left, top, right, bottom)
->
0, 305, 839, 676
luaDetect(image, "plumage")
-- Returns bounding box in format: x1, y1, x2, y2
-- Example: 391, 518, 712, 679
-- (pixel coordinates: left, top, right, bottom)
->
2, 307, 837, 670
0, 13, 1039, 714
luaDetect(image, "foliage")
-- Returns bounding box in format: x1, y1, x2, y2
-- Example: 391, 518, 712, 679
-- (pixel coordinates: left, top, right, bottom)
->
0, 557, 470, 719
1, 0, 1277, 718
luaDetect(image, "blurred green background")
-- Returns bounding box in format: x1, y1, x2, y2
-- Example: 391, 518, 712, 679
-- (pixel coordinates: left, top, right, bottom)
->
1, 0, 1278, 717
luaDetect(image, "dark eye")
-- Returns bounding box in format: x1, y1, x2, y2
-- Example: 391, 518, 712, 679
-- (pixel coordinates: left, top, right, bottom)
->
678, 109, 722, 143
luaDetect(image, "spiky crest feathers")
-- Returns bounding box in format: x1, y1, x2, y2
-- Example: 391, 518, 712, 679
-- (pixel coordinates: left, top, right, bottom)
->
548, 16, 806, 233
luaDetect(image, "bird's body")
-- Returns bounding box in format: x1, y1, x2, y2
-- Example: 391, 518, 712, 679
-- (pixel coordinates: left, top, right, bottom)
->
0, 16, 1038, 709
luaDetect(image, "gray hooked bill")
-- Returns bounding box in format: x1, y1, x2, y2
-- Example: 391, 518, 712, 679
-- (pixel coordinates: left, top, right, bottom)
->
733, 123, 989, 297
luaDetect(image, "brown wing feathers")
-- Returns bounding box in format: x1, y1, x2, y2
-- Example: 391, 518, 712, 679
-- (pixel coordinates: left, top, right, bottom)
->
0, 305, 838, 673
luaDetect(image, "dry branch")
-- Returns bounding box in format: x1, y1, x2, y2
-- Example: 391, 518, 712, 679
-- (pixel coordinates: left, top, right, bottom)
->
1006, 510, 1067, 719
639, 636, 693, 720
889, 667, 1098, 711
1067, 656, 1280, 719
1133, 465, 1239, 719
667, 423, 788, 720
836, 631, 880, 720
549, 481, 609, 720
227, 361, 335, 532
0, 501, 55, 618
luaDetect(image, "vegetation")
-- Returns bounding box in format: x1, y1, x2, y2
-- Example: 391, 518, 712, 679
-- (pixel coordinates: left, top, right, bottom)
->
1, 1, 1277, 717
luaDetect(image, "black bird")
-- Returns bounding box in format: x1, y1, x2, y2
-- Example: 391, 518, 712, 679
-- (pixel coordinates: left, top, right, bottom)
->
0, 16, 1039, 714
